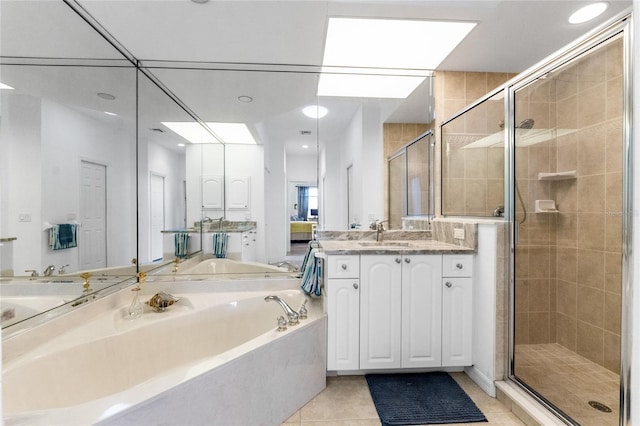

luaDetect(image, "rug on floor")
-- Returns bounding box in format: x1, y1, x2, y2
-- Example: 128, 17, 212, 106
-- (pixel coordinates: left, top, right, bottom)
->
365, 372, 488, 426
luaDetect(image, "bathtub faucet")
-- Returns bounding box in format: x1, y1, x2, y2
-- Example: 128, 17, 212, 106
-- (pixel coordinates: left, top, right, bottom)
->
264, 295, 299, 325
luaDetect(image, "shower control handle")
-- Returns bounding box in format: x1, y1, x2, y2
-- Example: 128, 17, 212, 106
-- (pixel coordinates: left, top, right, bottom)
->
445, 281, 452, 288
341, 264, 347, 270
353, 283, 358, 290
404, 258, 411, 263
456, 263, 463, 269
395, 258, 401, 264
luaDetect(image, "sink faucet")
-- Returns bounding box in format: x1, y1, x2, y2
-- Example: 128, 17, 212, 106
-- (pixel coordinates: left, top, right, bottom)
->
264, 295, 299, 325
58, 264, 69, 274
43, 265, 55, 277
369, 219, 388, 242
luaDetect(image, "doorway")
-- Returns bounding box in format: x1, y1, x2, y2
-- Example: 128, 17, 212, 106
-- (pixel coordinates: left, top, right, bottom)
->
79, 160, 107, 270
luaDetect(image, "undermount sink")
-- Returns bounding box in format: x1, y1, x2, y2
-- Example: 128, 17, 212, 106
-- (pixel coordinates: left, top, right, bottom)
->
358, 241, 412, 247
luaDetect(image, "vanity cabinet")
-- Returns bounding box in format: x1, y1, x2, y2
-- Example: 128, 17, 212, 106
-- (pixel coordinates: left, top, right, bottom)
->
325, 252, 473, 372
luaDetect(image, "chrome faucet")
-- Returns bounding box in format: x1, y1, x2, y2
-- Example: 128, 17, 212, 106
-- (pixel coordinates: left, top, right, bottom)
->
272, 261, 300, 272
369, 219, 388, 242
58, 264, 69, 274
43, 265, 55, 277
264, 295, 299, 325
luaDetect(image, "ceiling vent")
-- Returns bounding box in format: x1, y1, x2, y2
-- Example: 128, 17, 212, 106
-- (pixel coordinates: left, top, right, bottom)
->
301, 130, 312, 135
150, 128, 165, 133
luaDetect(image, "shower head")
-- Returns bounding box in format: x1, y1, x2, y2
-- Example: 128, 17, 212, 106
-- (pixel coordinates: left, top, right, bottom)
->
517, 118, 535, 129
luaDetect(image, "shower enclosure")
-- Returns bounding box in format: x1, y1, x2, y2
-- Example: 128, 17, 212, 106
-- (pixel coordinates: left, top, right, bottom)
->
510, 25, 628, 426
441, 13, 631, 426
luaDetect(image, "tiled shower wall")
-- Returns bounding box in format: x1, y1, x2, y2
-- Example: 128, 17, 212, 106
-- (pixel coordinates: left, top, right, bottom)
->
515, 37, 623, 373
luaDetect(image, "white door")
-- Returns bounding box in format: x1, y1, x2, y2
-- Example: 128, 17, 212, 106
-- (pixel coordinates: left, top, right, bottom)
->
80, 161, 107, 270
402, 254, 442, 368
150, 173, 165, 262
442, 277, 473, 366
326, 278, 360, 371
360, 255, 402, 369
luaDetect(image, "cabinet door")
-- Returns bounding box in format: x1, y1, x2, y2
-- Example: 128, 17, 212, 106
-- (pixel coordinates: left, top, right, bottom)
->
326, 278, 360, 371
202, 175, 223, 209
226, 176, 250, 210
442, 277, 473, 366
401, 254, 442, 368
360, 255, 402, 369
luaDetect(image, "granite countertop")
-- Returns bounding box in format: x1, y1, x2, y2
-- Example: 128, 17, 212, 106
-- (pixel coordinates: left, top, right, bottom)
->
318, 239, 475, 255
163, 221, 257, 233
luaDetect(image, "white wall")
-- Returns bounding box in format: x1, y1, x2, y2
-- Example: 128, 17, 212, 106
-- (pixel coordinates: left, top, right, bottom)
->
262, 128, 288, 264
1, 95, 137, 274
137, 138, 185, 263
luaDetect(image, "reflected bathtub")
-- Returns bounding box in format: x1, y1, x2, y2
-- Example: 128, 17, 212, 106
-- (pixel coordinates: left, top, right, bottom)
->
2, 280, 326, 425
149, 256, 294, 279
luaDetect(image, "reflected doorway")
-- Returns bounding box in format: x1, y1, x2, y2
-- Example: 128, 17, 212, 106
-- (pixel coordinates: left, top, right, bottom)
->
79, 160, 107, 270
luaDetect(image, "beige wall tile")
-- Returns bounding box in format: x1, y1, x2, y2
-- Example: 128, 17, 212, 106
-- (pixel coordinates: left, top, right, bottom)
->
556, 247, 577, 283
556, 279, 577, 318
577, 285, 604, 327
604, 292, 621, 335
603, 331, 621, 374
577, 320, 604, 365
443, 71, 466, 100
529, 312, 551, 344
556, 313, 577, 350
576, 249, 605, 289
604, 252, 622, 295
577, 174, 605, 213
465, 72, 488, 102
577, 213, 605, 250
577, 84, 606, 128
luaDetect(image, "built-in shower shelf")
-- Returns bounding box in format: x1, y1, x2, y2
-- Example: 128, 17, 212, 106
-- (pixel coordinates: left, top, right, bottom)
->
538, 170, 576, 181
535, 200, 559, 213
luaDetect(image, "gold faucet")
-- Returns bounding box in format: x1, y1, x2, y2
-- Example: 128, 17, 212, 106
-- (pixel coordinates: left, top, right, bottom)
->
172, 258, 180, 273
80, 272, 92, 294
128, 272, 147, 319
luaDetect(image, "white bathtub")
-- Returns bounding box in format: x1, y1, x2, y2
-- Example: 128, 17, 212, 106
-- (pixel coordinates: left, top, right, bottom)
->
2, 280, 326, 425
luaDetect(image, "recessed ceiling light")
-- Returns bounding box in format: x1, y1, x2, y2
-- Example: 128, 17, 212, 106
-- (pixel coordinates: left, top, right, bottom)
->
97, 92, 115, 100
319, 17, 475, 98
302, 105, 328, 119
104, 111, 117, 116
0, 82, 14, 90
237, 95, 253, 103
302, 145, 309, 149
178, 143, 186, 147
569, 2, 608, 24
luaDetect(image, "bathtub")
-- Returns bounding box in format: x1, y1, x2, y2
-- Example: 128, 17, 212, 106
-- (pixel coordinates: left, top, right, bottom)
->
2, 279, 326, 425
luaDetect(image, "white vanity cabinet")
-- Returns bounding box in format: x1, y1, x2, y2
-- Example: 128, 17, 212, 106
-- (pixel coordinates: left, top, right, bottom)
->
325, 255, 360, 371
325, 251, 473, 372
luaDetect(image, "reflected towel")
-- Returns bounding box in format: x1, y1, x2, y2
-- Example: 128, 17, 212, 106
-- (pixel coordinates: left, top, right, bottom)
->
213, 232, 228, 258
50, 224, 77, 250
174, 233, 190, 258
300, 241, 321, 296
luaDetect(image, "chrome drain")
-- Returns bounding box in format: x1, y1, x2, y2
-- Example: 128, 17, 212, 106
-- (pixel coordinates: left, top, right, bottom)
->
588, 401, 612, 413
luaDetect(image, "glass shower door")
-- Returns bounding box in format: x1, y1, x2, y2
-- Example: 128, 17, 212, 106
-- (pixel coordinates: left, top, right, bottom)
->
511, 32, 624, 425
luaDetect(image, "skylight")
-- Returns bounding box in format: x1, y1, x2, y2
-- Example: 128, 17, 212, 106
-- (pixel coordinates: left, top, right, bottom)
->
319, 17, 476, 98
161, 122, 257, 144
0, 82, 14, 90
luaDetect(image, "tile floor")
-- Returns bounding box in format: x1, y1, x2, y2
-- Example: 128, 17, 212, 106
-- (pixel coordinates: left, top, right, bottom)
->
283, 372, 525, 426
514, 343, 620, 426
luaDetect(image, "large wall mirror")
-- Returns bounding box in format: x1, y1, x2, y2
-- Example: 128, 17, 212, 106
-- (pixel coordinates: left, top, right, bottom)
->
1, 1, 436, 327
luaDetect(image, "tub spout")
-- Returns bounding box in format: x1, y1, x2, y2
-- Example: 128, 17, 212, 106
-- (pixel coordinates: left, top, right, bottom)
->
264, 295, 299, 325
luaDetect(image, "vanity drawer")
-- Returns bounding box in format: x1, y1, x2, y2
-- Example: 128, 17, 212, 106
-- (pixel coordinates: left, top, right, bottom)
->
442, 254, 473, 277
327, 255, 360, 279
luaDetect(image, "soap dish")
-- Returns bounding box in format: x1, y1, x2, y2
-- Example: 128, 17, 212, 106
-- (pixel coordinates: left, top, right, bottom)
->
535, 200, 559, 213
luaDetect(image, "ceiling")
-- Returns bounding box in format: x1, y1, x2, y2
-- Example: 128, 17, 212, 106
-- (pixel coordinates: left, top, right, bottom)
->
1, 0, 633, 156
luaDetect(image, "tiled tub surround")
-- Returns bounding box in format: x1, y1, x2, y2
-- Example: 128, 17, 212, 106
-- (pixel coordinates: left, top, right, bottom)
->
2, 279, 326, 426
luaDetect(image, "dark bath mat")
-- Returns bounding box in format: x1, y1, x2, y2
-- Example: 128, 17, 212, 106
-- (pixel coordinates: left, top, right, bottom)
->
366, 372, 488, 426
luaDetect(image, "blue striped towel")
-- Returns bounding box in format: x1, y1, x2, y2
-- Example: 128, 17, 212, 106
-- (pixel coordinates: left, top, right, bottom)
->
174, 232, 190, 258
301, 241, 321, 296
50, 224, 77, 250
213, 232, 228, 258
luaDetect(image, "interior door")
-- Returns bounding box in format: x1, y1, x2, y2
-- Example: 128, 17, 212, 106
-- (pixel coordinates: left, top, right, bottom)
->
80, 160, 107, 270
150, 173, 165, 262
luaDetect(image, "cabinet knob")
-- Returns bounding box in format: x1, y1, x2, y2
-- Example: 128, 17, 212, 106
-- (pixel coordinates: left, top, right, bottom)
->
341, 264, 347, 270
353, 283, 359, 290
445, 281, 453, 288
456, 263, 463, 269
404, 257, 411, 263
395, 258, 401, 264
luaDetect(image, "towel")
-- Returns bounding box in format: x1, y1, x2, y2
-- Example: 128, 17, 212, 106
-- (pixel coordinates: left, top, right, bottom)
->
50, 224, 77, 250
174, 232, 190, 258
213, 232, 228, 258
300, 241, 321, 296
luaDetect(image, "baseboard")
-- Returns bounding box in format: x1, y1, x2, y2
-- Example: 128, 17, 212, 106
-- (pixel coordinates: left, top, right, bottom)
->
464, 366, 496, 397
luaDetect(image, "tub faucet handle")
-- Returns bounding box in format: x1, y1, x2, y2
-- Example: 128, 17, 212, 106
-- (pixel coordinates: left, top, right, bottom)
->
277, 315, 287, 332
299, 299, 308, 320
